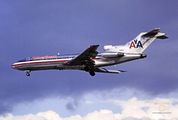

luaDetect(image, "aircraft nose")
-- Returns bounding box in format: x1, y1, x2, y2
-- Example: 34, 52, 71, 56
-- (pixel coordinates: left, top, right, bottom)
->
11, 64, 16, 69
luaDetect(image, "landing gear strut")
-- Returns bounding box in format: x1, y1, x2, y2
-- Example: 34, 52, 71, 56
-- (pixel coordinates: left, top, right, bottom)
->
84, 66, 95, 76
25, 70, 31, 77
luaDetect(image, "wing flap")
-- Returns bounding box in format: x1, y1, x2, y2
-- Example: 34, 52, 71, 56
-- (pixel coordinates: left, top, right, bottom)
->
94, 68, 126, 74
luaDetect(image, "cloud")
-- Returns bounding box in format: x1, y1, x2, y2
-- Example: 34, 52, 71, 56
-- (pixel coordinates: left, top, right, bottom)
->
1, 97, 178, 120
66, 100, 78, 111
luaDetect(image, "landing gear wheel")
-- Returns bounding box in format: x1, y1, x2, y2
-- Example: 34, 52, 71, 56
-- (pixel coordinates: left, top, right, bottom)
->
89, 71, 95, 76
26, 73, 30, 76
25, 70, 31, 77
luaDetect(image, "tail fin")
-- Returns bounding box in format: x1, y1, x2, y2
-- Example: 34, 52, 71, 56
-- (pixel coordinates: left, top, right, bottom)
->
104, 28, 168, 53
125, 28, 168, 53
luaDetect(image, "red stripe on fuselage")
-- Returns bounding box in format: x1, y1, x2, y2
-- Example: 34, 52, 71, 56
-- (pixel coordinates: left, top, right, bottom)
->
12, 59, 69, 67
12, 57, 101, 67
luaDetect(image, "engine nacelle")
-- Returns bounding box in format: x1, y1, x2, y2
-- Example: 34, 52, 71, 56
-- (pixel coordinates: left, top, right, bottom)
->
101, 52, 124, 58
104, 45, 113, 51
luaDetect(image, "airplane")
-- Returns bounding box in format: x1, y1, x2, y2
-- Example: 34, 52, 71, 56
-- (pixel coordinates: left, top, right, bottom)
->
11, 28, 168, 76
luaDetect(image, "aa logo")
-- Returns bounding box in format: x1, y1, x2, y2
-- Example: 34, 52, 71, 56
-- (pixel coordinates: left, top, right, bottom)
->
129, 39, 143, 48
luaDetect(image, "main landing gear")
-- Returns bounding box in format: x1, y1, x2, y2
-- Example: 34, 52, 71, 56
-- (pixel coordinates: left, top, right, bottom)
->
25, 70, 31, 76
84, 66, 95, 76
89, 71, 95, 76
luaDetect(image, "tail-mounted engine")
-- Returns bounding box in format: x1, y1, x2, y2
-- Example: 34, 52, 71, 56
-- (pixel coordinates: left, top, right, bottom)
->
101, 52, 124, 58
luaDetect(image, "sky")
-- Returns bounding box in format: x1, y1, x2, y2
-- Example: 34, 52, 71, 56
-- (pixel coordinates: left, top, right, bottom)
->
1, 0, 178, 120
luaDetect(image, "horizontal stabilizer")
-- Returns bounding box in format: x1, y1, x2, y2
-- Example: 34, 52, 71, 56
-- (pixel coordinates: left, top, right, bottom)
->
156, 34, 168, 39
142, 28, 160, 37
94, 68, 126, 74
142, 28, 168, 39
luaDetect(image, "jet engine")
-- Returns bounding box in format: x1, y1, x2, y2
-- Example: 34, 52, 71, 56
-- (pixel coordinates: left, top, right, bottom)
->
101, 52, 124, 58
104, 45, 113, 51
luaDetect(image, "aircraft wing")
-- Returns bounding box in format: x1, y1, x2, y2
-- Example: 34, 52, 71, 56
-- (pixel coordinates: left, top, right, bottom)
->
94, 67, 126, 74
66, 45, 99, 66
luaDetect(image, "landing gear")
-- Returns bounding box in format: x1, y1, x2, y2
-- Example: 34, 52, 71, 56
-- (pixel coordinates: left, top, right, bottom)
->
84, 66, 90, 71
84, 66, 95, 76
89, 71, 95, 76
26, 73, 30, 76
25, 70, 31, 77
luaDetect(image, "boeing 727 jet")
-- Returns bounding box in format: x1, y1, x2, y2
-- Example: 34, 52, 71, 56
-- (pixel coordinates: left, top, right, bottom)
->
12, 28, 168, 76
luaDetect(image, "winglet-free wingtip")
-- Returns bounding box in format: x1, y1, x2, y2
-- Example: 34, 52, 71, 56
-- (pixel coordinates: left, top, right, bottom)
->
95, 44, 100, 47
90, 44, 99, 48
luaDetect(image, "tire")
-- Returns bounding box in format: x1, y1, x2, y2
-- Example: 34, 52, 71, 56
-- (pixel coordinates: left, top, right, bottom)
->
26, 73, 30, 76
89, 71, 95, 76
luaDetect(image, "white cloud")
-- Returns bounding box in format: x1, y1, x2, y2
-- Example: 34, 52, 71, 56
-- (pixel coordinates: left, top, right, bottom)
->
107, 97, 178, 120
84, 100, 93, 105
0, 111, 62, 120
1, 97, 178, 120
37, 111, 62, 120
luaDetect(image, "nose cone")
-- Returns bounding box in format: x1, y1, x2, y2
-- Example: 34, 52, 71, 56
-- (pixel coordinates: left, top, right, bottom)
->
11, 63, 16, 69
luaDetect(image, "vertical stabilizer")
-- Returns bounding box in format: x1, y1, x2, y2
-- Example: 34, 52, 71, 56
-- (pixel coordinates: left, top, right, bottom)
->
104, 28, 168, 53
125, 28, 168, 53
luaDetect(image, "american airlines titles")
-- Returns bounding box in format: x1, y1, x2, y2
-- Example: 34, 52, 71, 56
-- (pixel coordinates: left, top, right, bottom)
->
32, 55, 57, 60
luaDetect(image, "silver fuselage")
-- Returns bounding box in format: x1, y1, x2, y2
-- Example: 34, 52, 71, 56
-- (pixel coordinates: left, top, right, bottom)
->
11, 53, 146, 71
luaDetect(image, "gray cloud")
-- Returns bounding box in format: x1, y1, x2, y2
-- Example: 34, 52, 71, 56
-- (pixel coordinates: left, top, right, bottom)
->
66, 100, 78, 111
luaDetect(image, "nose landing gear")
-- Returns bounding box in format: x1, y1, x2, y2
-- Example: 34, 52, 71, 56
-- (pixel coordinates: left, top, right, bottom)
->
25, 70, 31, 76
26, 73, 30, 76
